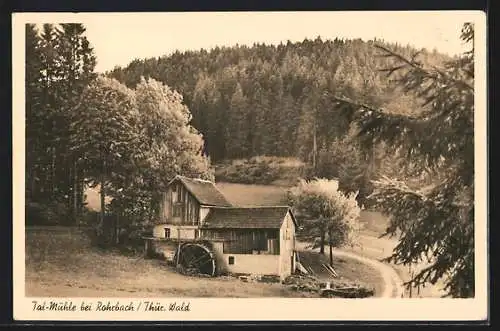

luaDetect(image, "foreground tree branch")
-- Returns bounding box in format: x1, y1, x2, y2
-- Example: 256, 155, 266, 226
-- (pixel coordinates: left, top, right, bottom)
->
334, 23, 475, 298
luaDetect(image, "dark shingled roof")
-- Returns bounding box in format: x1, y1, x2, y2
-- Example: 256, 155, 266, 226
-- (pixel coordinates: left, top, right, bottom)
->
201, 206, 293, 229
172, 176, 232, 207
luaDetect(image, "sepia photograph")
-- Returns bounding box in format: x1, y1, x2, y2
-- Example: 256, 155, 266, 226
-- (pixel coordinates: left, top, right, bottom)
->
12, 11, 487, 321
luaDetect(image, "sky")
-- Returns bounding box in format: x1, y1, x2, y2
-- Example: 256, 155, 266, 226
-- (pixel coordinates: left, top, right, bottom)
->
24, 11, 480, 73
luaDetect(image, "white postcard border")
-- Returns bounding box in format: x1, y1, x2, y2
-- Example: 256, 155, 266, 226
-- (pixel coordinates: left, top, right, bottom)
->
12, 11, 488, 322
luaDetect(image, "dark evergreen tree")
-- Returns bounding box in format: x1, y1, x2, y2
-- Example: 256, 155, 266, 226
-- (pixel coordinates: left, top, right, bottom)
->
335, 23, 475, 298
56, 23, 97, 223
226, 83, 250, 158
25, 24, 44, 203
26, 23, 96, 224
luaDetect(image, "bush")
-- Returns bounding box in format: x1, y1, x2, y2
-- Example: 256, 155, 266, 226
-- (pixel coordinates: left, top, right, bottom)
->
79, 209, 100, 227
85, 218, 150, 254
215, 156, 305, 185
119, 223, 149, 246
216, 160, 278, 184
83, 226, 107, 248
26, 200, 70, 225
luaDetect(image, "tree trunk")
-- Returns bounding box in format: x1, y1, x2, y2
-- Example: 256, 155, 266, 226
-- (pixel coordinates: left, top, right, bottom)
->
329, 243, 333, 267
51, 146, 56, 197
319, 230, 325, 255
29, 168, 36, 201
111, 214, 117, 245
149, 195, 156, 223
408, 264, 413, 298
100, 159, 106, 230
327, 228, 334, 266
312, 119, 317, 170
77, 170, 85, 222
72, 159, 78, 224
100, 181, 105, 227
115, 214, 120, 245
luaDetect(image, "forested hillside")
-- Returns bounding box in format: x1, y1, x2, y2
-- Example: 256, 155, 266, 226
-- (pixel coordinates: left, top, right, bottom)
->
107, 38, 450, 163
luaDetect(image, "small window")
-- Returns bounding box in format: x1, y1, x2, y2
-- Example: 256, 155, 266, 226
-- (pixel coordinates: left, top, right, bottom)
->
164, 228, 171, 239
228, 256, 235, 265
194, 229, 200, 239
177, 185, 182, 201
173, 205, 181, 217
171, 185, 177, 203
267, 231, 278, 239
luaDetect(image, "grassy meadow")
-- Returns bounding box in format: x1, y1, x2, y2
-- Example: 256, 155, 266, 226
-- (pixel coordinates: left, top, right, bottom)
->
25, 225, 386, 297
25, 226, 318, 298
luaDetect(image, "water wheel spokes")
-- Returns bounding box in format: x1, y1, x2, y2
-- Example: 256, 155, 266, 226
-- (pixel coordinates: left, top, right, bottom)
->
180, 249, 195, 266
177, 243, 216, 276
186, 253, 212, 268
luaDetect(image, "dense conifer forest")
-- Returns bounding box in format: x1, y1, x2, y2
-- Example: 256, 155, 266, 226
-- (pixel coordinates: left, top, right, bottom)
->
107, 38, 450, 163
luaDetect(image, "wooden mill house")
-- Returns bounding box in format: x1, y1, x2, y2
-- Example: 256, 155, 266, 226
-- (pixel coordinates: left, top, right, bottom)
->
143, 175, 298, 280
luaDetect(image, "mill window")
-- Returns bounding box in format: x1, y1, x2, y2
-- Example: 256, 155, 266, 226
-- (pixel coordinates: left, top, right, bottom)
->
177, 185, 182, 202
173, 205, 181, 217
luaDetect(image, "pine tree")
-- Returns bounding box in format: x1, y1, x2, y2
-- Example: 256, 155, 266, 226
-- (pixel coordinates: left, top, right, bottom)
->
226, 83, 249, 158
250, 82, 270, 156
279, 94, 299, 156
25, 23, 96, 224
56, 23, 97, 223
262, 72, 284, 155
25, 24, 43, 202
38, 24, 61, 201
335, 23, 475, 297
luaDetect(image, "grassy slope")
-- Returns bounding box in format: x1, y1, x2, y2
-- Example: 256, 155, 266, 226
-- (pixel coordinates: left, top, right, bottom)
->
25, 226, 316, 298
216, 182, 289, 206
26, 226, 382, 297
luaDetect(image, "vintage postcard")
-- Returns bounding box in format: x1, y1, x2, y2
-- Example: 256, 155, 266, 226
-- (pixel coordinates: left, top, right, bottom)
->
12, 11, 488, 322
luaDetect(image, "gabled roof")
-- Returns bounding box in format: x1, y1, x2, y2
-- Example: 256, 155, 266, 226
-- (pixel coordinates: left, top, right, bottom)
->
201, 206, 297, 229
168, 175, 232, 207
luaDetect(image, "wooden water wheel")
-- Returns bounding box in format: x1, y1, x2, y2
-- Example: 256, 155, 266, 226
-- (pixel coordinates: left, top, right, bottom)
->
174, 242, 216, 277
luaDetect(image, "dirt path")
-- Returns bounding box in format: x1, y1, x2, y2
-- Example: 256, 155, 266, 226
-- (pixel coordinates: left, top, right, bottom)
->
329, 249, 404, 298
